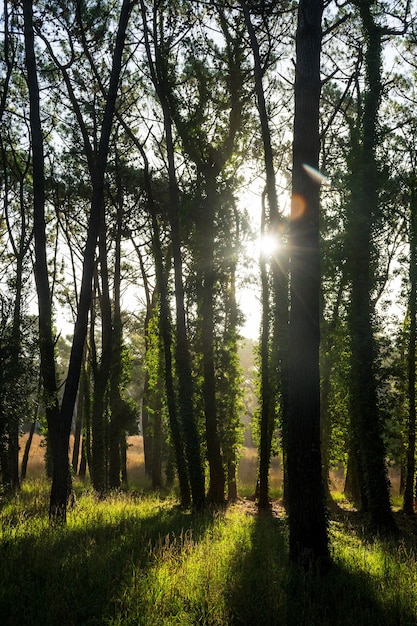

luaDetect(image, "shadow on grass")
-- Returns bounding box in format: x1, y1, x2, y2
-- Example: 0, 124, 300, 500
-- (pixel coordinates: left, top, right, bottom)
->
2, 491, 416, 626
226, 507, 417, 626
0, 498, 218, 626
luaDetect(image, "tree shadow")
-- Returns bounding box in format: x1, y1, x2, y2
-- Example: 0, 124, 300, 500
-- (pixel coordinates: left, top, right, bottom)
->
225, 505, 417, 626
2, 496, 416, 625
0, 499, 218, 626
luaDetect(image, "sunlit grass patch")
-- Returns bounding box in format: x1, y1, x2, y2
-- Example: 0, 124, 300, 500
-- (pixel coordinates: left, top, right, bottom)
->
327, 521, 417, 624
110, 506, 260, 625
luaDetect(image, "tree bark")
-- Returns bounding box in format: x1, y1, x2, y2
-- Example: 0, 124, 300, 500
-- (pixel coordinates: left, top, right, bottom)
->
23, 0, 62, 515
287, 0, 330, 569
346, 0, 396, 534
108, 168, 124, 490
403, 186, 417, 515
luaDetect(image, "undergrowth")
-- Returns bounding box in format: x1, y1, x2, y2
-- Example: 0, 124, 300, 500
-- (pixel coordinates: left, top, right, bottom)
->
0, 480, 416, 625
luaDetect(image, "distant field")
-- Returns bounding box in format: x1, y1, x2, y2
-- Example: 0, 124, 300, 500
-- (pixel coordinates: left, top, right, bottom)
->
18, 432, 401, 500
18, 433, 282, 496
18, 433, 149, 485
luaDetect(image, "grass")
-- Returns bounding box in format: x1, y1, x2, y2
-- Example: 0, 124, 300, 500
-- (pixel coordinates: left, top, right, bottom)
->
1, 436, 416, 625
1, 483, 417, 625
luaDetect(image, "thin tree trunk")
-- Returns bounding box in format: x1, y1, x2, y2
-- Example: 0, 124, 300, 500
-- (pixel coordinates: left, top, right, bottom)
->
320, 275, 346, 502
23, 0, 62, 517
108, 161, 124, 490
26, 0, 135, 520
403, 187, 417, 515
320, 353, 332, 502
241, 0, 289, 508
146, 182, 191, 507
200, 172, 225, 504
222, 204, 241, 504
258, 192, 273, 509
141, 301, 155, 479
140, 0, 205, 508
21, 376, 41, 481
151, 389, 163, 490
21, 418, 36, 481
71, 387, 83, 475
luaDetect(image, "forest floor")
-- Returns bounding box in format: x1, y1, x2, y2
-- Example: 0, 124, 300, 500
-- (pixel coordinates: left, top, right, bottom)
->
0, 434, 415, 625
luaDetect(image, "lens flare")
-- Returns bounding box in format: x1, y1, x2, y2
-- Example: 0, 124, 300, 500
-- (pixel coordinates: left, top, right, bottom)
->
291, 194, 306, 220
302, 163, 329, 185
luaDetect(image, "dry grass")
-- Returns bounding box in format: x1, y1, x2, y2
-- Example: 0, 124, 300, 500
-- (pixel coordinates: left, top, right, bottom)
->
18, 434, 401, 505
19, 435, 279, 497
125, 435, 149, 487
19, 433, 46, 480
18, 433, 149, 486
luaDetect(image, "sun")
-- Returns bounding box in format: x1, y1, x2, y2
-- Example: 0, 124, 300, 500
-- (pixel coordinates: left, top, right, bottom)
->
258, 232, 280, 257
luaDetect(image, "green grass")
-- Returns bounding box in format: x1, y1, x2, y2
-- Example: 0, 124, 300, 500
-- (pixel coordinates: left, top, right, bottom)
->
1, 480, 417, 625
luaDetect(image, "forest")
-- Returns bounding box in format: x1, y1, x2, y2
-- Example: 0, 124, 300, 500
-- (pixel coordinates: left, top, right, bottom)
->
1, 0, 417, 624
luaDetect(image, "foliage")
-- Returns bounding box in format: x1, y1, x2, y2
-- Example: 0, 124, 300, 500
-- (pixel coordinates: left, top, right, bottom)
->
0, 300, 39, 483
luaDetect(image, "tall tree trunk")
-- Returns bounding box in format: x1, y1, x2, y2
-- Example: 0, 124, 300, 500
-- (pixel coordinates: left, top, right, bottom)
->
146, 181, 191, 507
241, 0, 289, 509
140, 0, 205, 508
320, 352, 332, 502
141, 293, 156, 479
23, 0, 62, 516
57, 0, 134, 517
7, 241, 27, 493
24, 0, 135, 521
224, 211, 241, 503
200, 171, 225, 504
346, 0, 396, 534
108, 157, 124, 490
258, 193, 273, 509
403, 186, 417, 515
320, 275, 346, 502
287, 0, 329, 569
168, 137, 206, 510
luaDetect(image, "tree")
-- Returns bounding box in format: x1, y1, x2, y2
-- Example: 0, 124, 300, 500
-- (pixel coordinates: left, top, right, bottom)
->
240, 0, 291, 509
158, 2, 246, 504
287, 0, 330, 568
23, 0, 136, 521
345, 0, 400, 534
403, 178, 417, 515
23, 0, 62, 515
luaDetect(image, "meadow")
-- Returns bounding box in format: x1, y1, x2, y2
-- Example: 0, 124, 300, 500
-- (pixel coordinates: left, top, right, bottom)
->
0, 435, 416, 625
